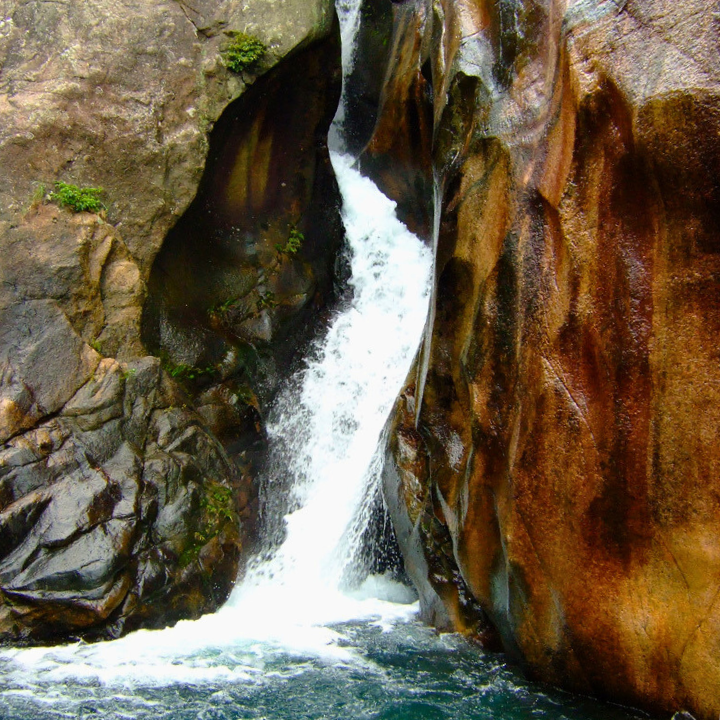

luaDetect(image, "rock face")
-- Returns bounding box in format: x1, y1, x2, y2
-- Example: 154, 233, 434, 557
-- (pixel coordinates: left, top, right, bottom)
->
358, 0, 434, 238
375, 1, 720, 718
143, 28, 343, 408
0, 0, 338, 642
0, 357, 244, 641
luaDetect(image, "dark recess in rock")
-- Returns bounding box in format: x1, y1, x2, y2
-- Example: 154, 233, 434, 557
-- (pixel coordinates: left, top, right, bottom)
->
142, 28, 344, 409
340, 0, 395, 157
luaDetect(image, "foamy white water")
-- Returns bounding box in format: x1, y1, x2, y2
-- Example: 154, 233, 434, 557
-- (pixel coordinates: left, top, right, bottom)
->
0, 0, 432, 691
0, 156, 431, 688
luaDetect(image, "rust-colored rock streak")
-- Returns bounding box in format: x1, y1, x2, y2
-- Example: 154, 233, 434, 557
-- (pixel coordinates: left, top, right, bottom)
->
380, 0, 720, 717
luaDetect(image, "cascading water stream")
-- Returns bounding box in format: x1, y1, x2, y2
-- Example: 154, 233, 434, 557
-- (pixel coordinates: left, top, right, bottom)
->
0, 2, 650, 718
200, 148, 433, 642
328, 0, 363, 152
213, 0, 433, 639
213, 0, 433, 631
234, 151, 432, 601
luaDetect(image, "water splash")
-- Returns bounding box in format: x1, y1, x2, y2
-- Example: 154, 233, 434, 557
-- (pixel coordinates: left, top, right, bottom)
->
0, 0, 432, 691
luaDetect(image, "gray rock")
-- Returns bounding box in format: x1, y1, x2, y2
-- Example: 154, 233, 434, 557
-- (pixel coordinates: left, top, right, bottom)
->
0, 0, 336, 643
0, 356, 243, 642
0, 301, 100, 442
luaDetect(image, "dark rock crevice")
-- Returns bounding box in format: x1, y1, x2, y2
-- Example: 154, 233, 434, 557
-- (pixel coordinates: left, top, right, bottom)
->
356, 0, 435, 239
142, 27, 344, 410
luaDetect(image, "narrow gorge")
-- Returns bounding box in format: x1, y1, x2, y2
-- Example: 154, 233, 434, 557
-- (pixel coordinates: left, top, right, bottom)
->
0, 0, 717, 719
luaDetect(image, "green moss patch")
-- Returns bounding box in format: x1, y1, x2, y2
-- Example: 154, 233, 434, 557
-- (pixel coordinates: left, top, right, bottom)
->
223, 33, 266, 73
180, 481, 236, 567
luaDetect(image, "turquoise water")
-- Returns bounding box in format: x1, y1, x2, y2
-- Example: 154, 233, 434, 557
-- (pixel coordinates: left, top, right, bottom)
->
0, 619, 645, 720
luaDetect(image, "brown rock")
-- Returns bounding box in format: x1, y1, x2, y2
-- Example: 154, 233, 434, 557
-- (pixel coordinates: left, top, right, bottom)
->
377, 0, 720, 718
358, 0, 434, 238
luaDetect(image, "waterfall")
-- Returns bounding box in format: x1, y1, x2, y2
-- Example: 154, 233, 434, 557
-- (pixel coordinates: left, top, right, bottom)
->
220, 0, 433, 618
0, 4, 651, 719
328, 0, 364, 152
207, 0, 433, 636
225, 150, 432, 610
0, 0, 432, 684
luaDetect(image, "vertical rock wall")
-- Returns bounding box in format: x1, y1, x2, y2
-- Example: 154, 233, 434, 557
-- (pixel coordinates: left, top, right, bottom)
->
377, 0, 720, 717
0, 0, 339, 643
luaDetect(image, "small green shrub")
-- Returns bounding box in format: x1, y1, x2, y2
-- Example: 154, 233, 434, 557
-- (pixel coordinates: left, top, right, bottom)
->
29, 182, 46, 207
161, 355, 218, 384
256, 290, 277, 311
208, 295, 240, 318
275, 227, 304, 256
233, 384, 258, 408
201, 483, 234, 527
180, 481, 236, 567
223, 33, 266, 73
49, 182, 105, 213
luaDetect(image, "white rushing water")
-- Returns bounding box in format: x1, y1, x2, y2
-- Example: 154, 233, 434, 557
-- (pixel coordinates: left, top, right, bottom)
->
0, 155, 431, 687
0, 0, 432, 691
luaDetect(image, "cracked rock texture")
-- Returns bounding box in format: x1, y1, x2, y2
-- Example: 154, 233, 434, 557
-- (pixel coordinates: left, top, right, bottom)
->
0, 357, 245, 641
0, 0, 336, 642
373, 0, 720, 718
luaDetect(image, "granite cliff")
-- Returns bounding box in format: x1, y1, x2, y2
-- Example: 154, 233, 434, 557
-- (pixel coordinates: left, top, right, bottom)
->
0, 0, 340, 642
370, 1, 720, 718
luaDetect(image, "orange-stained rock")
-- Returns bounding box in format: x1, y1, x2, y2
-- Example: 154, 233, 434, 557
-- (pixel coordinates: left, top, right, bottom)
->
378, 0, 720, 717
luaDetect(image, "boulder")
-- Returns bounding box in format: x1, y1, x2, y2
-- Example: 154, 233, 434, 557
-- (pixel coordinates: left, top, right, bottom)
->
0, 358, 246, 642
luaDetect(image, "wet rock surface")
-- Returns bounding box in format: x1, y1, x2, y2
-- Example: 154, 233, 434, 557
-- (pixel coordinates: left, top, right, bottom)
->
358, 0, 434, 238
340, 0, 395, 157
0, 358, 246, 642
376, 0, 720, 718
0, 0, 337, 641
